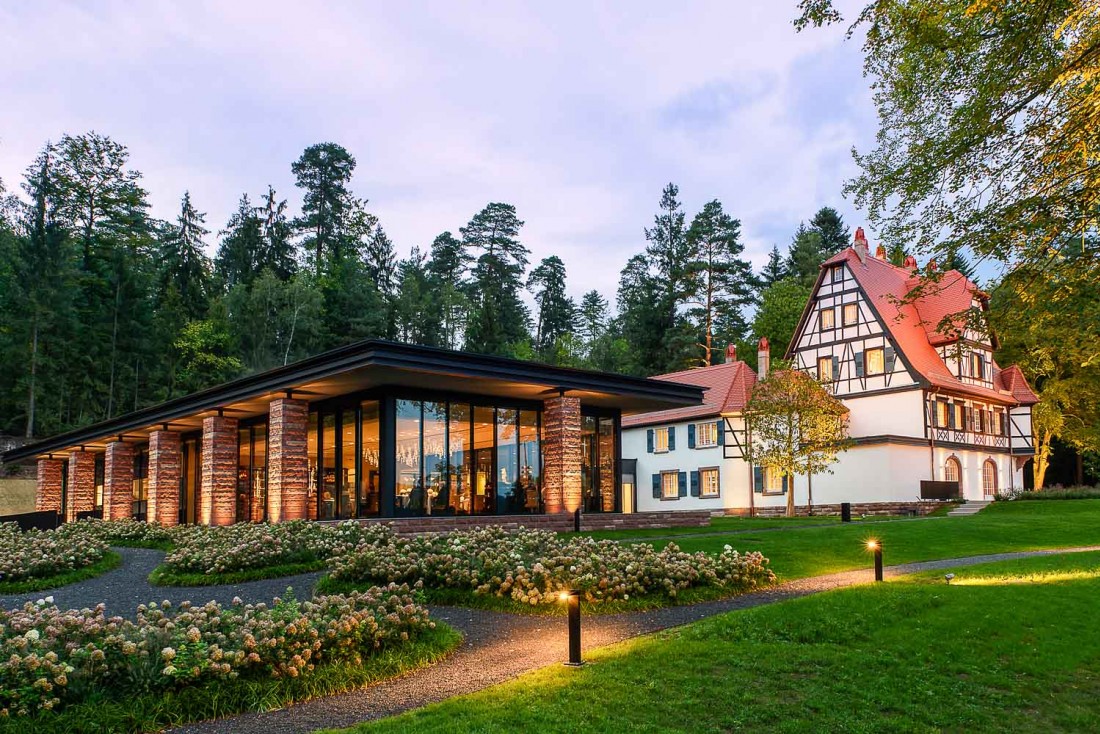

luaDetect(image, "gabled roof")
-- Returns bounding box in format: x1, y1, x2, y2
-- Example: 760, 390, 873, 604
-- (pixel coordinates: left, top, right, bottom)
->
998, 364, 1040, 405
808, 246, 1033, 406
622, 361, 756, 428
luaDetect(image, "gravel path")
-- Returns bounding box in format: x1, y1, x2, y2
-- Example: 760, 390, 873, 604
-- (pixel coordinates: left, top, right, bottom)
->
168, 544, 1100, 734
0, 548, 323, 615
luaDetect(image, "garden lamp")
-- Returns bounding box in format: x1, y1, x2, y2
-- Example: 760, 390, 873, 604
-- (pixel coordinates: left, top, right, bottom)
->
867, 539, 883, 582
559, 589, 583, 666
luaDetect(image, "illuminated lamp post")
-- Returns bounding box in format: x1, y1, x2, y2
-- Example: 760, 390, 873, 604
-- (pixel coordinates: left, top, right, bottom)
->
559, 589, 584, 666
867, 539, 883, 582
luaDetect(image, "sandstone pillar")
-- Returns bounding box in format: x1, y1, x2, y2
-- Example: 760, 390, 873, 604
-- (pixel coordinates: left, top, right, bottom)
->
103, 441, 134, 522
65, 450, 96, 523
148, 431, 181, 526
268, 398, 309, 522
542, 395, 582, 514
35, 458, 64, 513
200, 415, 238, 526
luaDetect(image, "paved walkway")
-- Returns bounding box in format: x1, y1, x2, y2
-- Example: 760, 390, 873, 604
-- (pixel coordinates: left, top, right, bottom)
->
155, 544, 1100, 734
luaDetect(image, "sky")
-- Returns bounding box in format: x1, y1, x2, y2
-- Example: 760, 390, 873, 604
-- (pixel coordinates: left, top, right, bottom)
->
0, 1, 875, 307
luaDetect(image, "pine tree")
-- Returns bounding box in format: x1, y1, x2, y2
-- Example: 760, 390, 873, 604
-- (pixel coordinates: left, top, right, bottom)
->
578, 290, 609, 350
786, 224, 825, 287
808, 206, 850, 257
291, 142, 356, 272
258, 186, 296, 280
462, 203, 531, 355
158, 191, 211, 320
944, 250, 977, 281
616, 253, 666, 376
683, 199, 756, 366
364, 224, 397, 297
426, 231, 472, 350
759, 244, 787, 288
215, 194, 264, 290
527, 255, 576, 361
392, 247, 437, 345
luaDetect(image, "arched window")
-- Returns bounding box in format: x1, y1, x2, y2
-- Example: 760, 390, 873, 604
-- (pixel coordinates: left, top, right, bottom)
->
982, 460, 998, 497
944, 457, 961, 483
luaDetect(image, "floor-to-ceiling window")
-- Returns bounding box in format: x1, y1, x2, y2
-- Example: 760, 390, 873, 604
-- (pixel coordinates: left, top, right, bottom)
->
581, 414, 618, 513
320, 413, 337, 520
519, 410, 541, 513
94, 454, 105, 515
395, 399, 423, 516
308, 402, 382, 521
424, 401, 450, 514
132, 447, 148, 520
181, 436, 200, 524
496, 408, 519, 513
360, 401, 381, 517
236, 423, 268, 523
473, 405, 495, 514
449, 403, 473, 514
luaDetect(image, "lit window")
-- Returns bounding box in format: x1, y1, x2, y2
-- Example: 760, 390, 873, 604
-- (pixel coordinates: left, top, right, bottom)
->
700, 468, 720, 498
970, 352, 986, 379
982, 460, 997, 496
944, 458, 960, 482
765, 466, 785, 493
654, 427, 670, 453
865, 348, 885, 376
818, 356, 835, 381
936, 400, 948, 428
842, 303, 859, 326
661, 471, 679, 499
954, 404, 965, 430
819, 308, 836, 331
695, 422, 718, 448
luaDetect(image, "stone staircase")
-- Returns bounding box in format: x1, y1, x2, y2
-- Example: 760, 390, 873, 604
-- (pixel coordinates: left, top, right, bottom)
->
948, 500, 993, 517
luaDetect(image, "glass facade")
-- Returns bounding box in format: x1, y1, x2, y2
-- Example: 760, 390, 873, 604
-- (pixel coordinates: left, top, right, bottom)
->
181, 436, 200, 525
94, 454, 105, 512
236, 424, 268, 523
581, 415, 618, 513
308, 397, 549, 518
132, 447, 148, 519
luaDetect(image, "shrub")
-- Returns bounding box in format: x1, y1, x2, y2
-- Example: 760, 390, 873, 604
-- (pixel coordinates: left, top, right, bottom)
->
329, 526, 776, 605
999, 486, 1100, 501
0, 584, 433, 717
0, 523, 109, 584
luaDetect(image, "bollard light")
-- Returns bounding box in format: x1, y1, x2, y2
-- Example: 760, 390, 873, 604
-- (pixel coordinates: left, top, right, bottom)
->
867, 539, 883, 582
559, 589, 584, 666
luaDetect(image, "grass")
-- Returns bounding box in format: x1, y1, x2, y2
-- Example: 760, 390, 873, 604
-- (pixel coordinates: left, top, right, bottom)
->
148, 558, 328, 586
626, 499, 1100, 581
316, 577, 740, 616
0, 551, 123, 594
7, 623, 462, 734
332, 551, 1100, 734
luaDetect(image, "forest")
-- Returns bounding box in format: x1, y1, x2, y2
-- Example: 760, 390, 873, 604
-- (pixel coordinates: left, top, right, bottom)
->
0, 133, 851, 439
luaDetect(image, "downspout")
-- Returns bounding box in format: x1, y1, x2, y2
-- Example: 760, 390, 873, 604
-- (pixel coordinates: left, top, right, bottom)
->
747, 419, 755, 519
928, 388, 938, 485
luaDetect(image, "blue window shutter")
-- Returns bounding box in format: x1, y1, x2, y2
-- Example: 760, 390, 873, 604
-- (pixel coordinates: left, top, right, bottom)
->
716, 421, 724, 445
1000, 412, 1007, 435
781, 474, 789, 493
885, 346, 896, 372
831, 356, 839, 379
753, 466, 763, 493
652, 474, 661, 498
948, 403, 956, 429
678, 471, 688, 497
854, 351, 865, 377
646, 429, 654, 453
687, 424, 696, 449
668, 427, 676, 451
690, 471, 700, 497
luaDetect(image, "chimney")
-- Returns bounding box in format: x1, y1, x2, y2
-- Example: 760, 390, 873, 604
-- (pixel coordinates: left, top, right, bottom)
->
725, 344, 737, 364
928, 258, 938, 272
853, 227, 869, 265
875, 244, 886, 260
757, 337, 770, 380
903, 254, 919, 271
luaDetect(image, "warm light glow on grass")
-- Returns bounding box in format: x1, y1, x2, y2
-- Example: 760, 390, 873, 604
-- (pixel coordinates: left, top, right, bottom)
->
949, 569, 1100, 586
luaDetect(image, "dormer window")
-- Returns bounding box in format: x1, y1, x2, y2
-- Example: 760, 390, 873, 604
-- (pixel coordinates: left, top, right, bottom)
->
970, 352, 986, 380
819, 308, 836, 331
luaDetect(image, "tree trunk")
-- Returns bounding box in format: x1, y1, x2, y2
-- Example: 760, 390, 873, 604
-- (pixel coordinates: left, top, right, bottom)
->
25, 314, 38, 438
1033, 428, 1052, 489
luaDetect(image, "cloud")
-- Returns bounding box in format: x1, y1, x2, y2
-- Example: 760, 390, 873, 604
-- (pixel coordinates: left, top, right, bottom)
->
0, 0, 876, 308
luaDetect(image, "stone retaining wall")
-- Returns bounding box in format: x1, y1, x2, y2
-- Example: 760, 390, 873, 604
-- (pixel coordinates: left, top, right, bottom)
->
720, 501, 947, 518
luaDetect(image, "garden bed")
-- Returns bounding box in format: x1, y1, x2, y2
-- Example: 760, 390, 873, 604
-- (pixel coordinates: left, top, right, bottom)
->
0, 523, 116, 593
0, 583, 457, 731
319, 526, 776, 614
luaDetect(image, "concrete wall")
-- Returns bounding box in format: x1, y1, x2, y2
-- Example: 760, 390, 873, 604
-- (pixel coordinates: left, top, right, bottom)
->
0, 479, 36, 516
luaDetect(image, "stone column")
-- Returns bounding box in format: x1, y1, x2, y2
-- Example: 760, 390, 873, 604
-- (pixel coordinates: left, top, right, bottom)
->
35, 458, 64, 513
148, 431, 182, 526
103, 441, 134, 522
200, 415, 238, 526
542, 395, 582, 514
268, 398, 309, 523
65, 450, 96, 523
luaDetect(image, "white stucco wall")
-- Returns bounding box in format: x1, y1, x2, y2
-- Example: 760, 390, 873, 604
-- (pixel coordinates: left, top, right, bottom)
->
845, 389, 926, 438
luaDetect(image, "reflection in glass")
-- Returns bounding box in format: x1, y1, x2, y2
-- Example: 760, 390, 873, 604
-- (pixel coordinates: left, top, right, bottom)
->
237, 427, 251, 522
518, 410, 541, 513
423, 402, 450, 515
307, 412, 318, 520
496, 409, 518, 512
132, 447, 149, 520
252, 425, 268, 521
395, 400, 422, 515
598, 417, 616, 512
581, 416, 597, 512
448, 403, 472, 514
339, 411, 355, 519
320, 414, 337, 520
94, 455, 105, 512
360, 401, 381, 517
473, 406, 495, 515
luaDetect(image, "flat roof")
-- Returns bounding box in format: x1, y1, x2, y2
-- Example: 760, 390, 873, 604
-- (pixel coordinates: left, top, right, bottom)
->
4, 339, 703, 464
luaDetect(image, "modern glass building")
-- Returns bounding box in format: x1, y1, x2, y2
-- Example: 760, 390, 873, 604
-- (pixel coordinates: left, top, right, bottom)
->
6, 340, 701, 527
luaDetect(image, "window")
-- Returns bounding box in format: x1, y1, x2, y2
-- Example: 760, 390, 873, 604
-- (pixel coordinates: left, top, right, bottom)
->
699, 467, 720, 498
818, 356, 835, 381
819, 308, 836, 331
765, 466, 785, 493
982, 460, 998, 496
936, 399, 949, 428
970, 352, 986, 380
661, 471, 679, 499
953, 403, 965, 431
975, 408, 985, 434
865, 348, 885, 376
944, 457, 961, 483
830, 266, 843, 283
695, 422, 718, 448
653, 427, 670, 453
842, 303, 859, 326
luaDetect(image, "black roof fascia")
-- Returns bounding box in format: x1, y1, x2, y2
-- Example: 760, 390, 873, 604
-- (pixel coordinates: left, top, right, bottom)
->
4, 339, 702, 464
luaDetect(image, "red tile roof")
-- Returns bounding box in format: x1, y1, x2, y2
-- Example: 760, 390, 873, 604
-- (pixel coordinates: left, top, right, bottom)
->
998, 364, 1039, 405
621, 361, 756, 427
818, 247, 1034, 406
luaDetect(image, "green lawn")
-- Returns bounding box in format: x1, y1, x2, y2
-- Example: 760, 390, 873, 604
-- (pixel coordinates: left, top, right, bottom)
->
333, 550, 1100, 734
635, 500, 1100, 580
